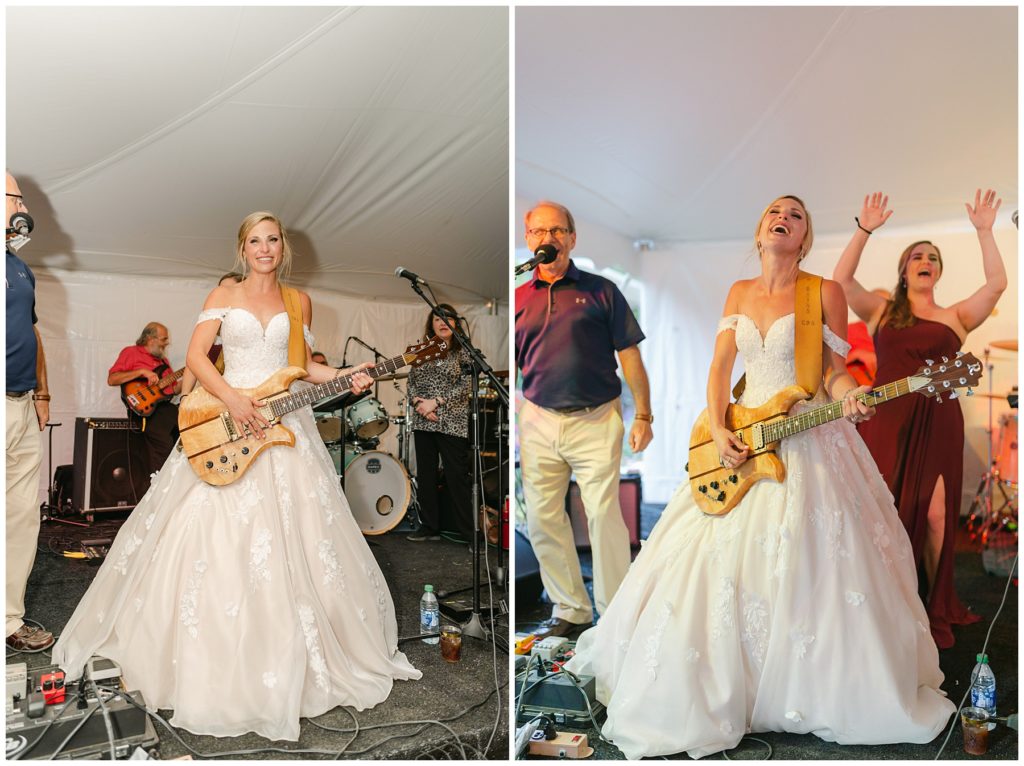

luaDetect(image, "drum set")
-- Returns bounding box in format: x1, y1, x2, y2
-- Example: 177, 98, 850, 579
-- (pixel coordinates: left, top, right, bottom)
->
314, 371, 416, 536
965, 339, 1018, 559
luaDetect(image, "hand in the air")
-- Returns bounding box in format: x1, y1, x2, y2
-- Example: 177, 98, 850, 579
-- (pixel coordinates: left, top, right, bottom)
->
858, 191, 893, 232
965, 188, 1001, 232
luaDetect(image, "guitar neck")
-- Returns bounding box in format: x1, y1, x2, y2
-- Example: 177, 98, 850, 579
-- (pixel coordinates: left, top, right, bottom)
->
157, 368, 185, 389
268, 352, 415, 418
762, 377, 914, 443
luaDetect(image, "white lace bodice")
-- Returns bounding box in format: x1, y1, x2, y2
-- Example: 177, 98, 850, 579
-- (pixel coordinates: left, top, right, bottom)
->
717, 313, 850, 408
197, 308, 315, 388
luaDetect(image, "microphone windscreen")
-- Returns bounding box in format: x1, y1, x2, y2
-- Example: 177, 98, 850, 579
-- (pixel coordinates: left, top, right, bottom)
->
534, 244, 558, 264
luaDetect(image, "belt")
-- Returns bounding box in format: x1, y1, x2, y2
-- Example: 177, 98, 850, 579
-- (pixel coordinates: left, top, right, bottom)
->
6, 391, 31, 400
547, 405, 597, 415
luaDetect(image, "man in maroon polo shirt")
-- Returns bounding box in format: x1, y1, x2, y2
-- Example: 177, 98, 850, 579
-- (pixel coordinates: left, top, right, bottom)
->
515, 200, 654, 639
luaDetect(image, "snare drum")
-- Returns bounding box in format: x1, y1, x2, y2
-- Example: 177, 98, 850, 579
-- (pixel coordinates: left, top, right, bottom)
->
314, 413, 344, 444
345, 397, 389, 439
344, 451, 411, 535
996, 412, 1018, 486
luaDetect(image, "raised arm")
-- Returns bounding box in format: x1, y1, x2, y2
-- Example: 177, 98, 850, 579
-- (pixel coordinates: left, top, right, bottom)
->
832, 192, 893, 324
707, 282, 748, 468
954, 189, 1007, 333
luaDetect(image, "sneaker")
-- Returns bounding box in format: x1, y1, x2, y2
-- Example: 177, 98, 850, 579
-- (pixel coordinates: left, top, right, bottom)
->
6, 624, 55, 651
406, 532, 441, 542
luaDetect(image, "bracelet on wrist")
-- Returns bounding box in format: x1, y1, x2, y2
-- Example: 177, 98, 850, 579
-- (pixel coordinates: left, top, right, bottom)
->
32, 393, 50, 402
854, 216, 873, 235
634, 412, 654, 423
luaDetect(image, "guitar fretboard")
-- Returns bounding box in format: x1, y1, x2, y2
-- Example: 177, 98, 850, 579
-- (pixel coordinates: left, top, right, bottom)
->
266, 352, 412, 419
761, 377, 911, 443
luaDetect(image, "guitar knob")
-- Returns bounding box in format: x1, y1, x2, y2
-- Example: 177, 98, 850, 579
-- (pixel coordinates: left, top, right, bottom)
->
232, 464, 239, 472
241, 447, 250, 455
205, 461, 213, 469
220, 455, 228, 463
716, 491, 726, 502
729, 474, 738, 484
698, 485, 708, 494
709, 481, 719, 490
684, 462, 689, 473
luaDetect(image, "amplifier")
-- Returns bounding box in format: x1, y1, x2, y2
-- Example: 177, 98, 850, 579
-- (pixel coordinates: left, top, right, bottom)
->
516, 667, 605, 726
80, 418, 141, 430
73, 417, 149, 514
6, 665, 158, 760
565, 474, 642, 548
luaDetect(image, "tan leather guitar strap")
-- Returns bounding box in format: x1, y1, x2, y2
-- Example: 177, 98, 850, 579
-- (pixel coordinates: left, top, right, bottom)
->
280, 286, 307, 368
731, 271, 823, 401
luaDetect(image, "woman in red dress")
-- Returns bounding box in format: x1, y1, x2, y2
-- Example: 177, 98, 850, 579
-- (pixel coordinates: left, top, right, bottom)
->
833, 189, 1008, 648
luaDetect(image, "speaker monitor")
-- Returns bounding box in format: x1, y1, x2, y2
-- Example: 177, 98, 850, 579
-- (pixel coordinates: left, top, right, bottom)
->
73, 418, 150, 514
565, 474, 642, 548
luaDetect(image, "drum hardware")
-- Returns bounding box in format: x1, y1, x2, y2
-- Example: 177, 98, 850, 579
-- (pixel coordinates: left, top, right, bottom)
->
39, 422, 87, 527
344, 450, 411, 535
346, 397, 390, 440
966, 347, 1018, 546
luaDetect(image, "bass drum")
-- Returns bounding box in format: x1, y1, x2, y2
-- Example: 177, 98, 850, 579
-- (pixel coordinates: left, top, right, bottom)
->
343, 450, 410, 535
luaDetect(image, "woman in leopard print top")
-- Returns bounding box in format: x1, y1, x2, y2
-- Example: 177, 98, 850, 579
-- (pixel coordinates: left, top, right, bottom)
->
406, 304, 474, 542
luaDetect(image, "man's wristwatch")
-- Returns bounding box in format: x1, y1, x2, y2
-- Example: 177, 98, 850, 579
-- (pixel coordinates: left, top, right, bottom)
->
635, 412, 653, 423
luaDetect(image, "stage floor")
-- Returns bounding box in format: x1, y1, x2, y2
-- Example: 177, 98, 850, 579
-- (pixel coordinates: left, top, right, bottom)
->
516, 504, 1018, 761
13, 517, 510, 759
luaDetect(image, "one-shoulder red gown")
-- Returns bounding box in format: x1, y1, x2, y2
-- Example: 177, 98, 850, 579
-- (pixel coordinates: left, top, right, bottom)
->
858, 318, 982, 649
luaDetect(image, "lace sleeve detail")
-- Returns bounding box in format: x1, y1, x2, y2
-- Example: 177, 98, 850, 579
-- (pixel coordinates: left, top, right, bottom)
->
303, 325, 315, 348
823, 324, 852, 358
196, 307, 229, 325
717, 315, 741, 335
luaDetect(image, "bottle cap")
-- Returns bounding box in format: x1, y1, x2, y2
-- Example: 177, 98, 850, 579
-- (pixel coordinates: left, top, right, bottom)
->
977, 653, 988, 663
424, 584, 434, 592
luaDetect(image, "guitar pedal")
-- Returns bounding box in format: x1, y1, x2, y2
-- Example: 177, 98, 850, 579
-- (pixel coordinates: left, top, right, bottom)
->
38, 670, 66, 705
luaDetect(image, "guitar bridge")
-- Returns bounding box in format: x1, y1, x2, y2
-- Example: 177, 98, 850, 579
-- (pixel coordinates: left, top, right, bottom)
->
221, 411, 238, 440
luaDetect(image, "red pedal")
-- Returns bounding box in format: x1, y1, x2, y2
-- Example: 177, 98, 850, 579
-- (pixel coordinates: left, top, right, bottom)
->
39, 671, 66, 705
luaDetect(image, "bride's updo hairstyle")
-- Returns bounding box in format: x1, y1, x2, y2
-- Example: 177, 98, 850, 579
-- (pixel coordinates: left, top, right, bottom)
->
235, 211, 295, 281
754, 195, 814, 261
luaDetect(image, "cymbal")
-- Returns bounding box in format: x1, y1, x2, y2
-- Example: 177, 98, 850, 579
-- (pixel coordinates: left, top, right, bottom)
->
376, 371, 409, 382
989, 339, 1018, 352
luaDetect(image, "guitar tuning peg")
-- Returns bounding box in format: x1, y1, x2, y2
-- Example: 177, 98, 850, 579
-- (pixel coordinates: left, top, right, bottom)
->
955, 351, 965, 358
925, 359, 935, 366
941, 356, 949, 363
935, 393, 943, 403
949, 390, 959, 400
966, 388, 974, 397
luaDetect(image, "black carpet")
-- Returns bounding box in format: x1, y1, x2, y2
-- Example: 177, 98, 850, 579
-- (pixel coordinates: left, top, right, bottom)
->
516, 503, 1018, 760
10, 516, 509, 759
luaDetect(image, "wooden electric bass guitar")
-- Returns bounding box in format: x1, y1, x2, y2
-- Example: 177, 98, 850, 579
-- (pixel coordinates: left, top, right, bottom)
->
687, 352, 983, 516
122, 367, 185, 416
178, 339, 448, 486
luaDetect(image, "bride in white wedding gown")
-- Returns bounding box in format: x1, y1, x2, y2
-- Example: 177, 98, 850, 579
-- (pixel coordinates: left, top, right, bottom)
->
53, 212, 420, 741
566, 196, 954, 759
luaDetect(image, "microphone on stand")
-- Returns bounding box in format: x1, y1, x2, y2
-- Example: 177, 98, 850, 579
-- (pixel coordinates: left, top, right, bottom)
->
6, 212, 34, 236
395, 266, 428, 286
351, 335, 384, 360
514, 244, 558, 277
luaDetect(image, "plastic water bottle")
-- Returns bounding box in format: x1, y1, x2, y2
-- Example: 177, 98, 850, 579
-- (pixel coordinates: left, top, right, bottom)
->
420, 584, 439, 644
970, 653, 997, 719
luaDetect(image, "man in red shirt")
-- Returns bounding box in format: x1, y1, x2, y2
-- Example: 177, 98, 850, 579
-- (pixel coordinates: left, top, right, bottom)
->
107, 322, 181, 476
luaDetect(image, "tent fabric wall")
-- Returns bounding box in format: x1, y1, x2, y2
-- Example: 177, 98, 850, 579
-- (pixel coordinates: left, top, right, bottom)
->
638, 220, 1018, 505
34, 268, 508, 500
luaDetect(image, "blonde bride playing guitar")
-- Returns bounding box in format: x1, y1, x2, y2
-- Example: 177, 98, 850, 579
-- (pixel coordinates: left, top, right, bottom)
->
564, 195, 956, 761
185, 217, 374, 441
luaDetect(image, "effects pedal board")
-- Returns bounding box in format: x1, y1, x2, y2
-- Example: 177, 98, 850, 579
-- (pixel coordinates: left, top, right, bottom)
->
6, 663, 158, 760
516, 667, 605, 726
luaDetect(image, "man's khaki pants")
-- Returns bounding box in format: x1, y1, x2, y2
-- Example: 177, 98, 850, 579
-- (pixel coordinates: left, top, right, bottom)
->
6, 395, 42, 636
519, 398, 630, 624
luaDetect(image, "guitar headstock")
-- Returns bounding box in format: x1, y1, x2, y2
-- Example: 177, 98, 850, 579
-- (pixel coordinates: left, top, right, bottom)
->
909, 351, 983, 401
404, 337, 450, 368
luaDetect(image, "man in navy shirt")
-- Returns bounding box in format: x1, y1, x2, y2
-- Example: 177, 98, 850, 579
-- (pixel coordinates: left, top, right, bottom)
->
6, 171, 55, 652
515, 201, 653, 638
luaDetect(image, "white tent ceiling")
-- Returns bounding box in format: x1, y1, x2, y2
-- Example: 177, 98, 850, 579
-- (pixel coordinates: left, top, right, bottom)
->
7, 6, 509, 304
517, 5, 1017, 243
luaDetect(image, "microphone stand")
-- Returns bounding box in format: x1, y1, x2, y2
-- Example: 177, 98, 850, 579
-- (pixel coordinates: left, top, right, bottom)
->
351, 336, 385, 397
404, 281, 509, 641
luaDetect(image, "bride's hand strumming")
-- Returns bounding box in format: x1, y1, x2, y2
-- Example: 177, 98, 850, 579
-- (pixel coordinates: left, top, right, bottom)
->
711, 423, 749, 470
225, 389, 269, 440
